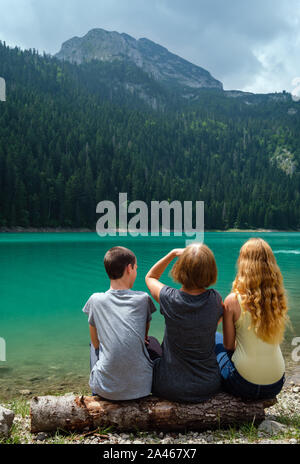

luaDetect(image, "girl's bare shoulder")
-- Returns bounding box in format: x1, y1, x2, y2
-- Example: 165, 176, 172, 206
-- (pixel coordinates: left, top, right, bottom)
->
224, 293, 241, 317
224, 292, 238, 305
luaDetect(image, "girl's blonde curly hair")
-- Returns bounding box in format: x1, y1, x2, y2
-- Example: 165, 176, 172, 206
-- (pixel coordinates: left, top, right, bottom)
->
232, 238, 289, 344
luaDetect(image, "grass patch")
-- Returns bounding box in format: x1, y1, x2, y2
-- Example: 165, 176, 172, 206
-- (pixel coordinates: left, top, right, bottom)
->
96, 425, 115, 435
239, 422, 259, 442
0, 423, 29, 445
48, 430, 81, 444
7, 398, 30, 418
275, 414, 300, 429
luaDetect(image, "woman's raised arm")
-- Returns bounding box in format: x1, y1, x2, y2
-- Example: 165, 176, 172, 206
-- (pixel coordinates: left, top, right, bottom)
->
145, 249, 184, 303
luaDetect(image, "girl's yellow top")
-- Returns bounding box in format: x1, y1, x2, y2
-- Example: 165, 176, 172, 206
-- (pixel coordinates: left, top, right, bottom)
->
231, 293, 285, 385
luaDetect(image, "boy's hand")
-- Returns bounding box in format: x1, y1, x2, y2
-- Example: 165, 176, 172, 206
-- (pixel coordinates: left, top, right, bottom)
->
145, 336, 150, 345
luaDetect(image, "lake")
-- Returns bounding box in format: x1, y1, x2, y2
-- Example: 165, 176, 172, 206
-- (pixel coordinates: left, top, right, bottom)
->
0, 232, 299, 399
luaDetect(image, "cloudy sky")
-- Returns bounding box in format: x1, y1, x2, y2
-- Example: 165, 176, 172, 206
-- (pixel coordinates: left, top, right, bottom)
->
1, 0, 300, 94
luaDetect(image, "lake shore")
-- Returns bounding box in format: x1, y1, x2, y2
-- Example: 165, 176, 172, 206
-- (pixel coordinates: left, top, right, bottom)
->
1, 366, 299, 445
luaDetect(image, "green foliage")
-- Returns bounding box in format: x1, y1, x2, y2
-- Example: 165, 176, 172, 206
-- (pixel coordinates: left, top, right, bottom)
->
8, 398, 30, 418
0, 41, 299, 230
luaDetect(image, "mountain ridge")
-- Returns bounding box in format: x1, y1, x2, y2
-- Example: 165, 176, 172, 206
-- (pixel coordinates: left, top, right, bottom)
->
55, 28, 223, 92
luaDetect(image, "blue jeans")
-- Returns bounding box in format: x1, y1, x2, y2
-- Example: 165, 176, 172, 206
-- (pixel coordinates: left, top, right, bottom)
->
215, 332, 285, 400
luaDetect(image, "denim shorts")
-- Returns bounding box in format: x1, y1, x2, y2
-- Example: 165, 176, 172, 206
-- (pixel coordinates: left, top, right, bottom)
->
215, 333, 285, 400
223, 361, 285, 400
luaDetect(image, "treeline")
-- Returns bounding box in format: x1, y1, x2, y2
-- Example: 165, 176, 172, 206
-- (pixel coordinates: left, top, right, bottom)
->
0, 41, 299, 230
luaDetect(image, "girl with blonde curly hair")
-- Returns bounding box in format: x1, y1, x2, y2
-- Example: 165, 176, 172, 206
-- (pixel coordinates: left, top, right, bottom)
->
215, 237, 288, 400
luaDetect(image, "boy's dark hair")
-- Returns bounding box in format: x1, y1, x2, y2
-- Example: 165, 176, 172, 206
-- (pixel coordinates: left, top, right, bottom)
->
104, 246, 136, 280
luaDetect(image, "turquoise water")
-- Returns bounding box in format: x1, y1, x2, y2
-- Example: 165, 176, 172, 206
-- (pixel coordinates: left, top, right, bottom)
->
0, 232, 299, 399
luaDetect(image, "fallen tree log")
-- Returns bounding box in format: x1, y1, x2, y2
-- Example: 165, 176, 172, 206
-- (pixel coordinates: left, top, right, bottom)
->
30, 393, 277, 434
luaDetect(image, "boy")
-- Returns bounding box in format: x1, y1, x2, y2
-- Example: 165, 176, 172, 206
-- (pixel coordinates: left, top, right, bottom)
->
82, 246, 157, 400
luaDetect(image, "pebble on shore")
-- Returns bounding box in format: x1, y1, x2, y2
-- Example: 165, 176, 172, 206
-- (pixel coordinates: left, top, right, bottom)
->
0, 405, 15, 438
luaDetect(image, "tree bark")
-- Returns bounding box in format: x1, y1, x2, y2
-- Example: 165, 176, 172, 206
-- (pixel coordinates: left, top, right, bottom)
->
30, 393, 276, 434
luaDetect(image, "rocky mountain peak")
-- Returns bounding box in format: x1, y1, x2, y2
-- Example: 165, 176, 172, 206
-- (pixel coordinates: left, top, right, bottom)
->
55, 28, 223, 91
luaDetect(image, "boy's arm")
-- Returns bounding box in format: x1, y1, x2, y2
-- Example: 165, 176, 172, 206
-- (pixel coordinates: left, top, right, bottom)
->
89, 324, 100, 350
145, 321, 150, 344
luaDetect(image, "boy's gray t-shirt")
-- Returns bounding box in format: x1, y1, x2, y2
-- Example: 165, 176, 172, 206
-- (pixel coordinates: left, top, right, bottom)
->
82, 289, 156, 400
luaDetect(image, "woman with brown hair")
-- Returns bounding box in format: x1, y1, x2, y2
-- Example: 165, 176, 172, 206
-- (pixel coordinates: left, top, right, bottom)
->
215, 237, 288, 400
145, 244, 223, 403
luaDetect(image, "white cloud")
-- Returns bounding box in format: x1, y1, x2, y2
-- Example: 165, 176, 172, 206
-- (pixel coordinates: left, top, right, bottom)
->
0, 0, 300, 93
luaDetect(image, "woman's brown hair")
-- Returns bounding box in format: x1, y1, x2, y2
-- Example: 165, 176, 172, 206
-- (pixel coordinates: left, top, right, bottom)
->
171, 244, 217, 290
